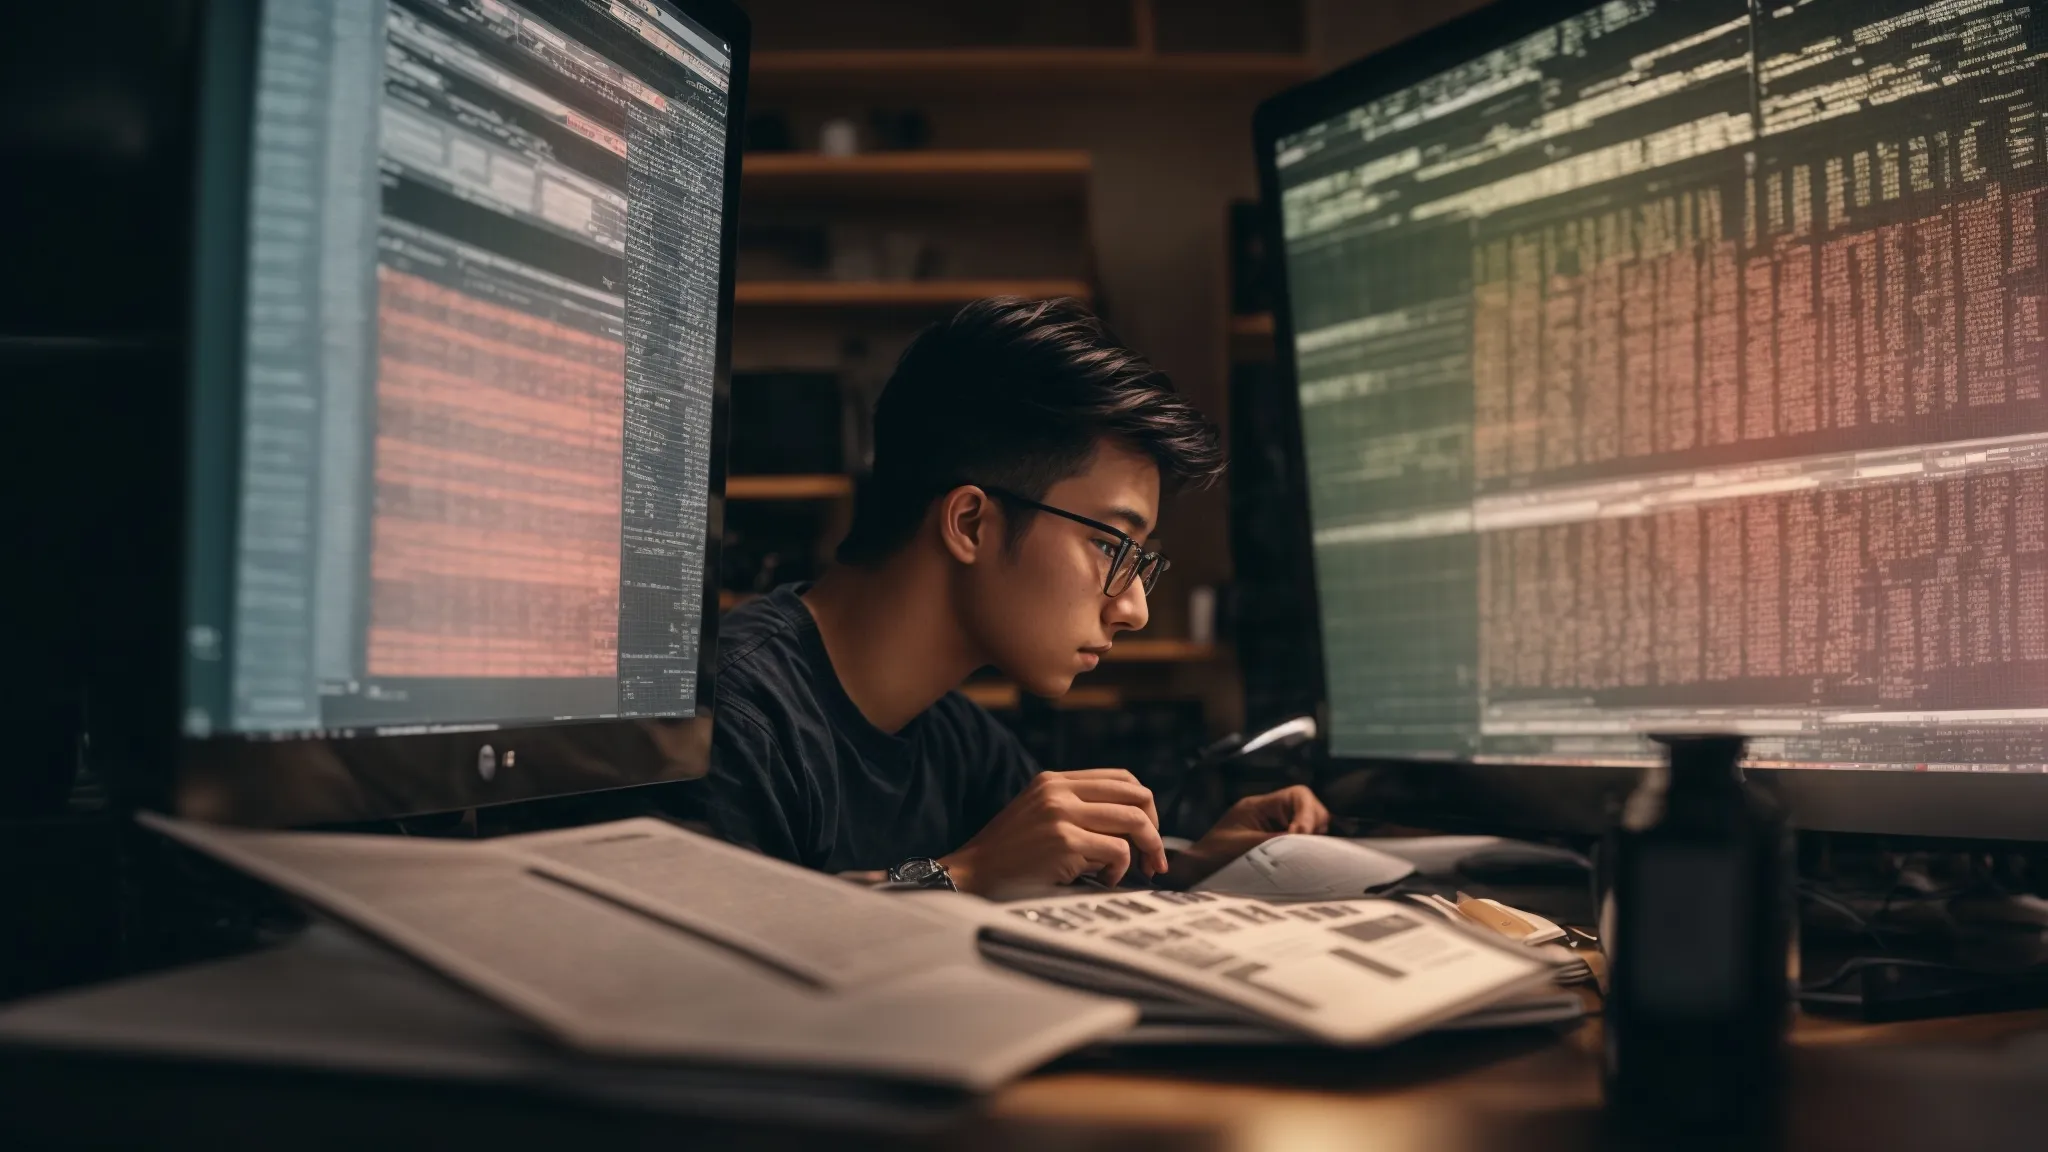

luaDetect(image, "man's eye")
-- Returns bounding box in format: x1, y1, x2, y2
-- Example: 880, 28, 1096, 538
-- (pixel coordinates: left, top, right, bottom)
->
1092, 539, 1121, 559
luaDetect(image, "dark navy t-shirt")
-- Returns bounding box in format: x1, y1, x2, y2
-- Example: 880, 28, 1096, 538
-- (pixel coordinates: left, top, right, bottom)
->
670, 584, 1038, 873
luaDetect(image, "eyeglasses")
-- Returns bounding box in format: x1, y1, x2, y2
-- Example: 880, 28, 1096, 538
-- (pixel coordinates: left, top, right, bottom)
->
978, 486, 1170, 598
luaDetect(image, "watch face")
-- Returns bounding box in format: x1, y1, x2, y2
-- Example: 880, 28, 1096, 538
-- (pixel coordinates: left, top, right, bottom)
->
895, 858, 940, 883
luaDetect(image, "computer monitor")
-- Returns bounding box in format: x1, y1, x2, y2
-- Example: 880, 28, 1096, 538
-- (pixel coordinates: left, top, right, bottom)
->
163, 0, 747, 825
1255, 0, 2048, 839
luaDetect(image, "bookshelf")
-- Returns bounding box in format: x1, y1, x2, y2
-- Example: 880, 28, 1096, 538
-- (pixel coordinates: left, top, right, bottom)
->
752, 49, 1314, 91
742, 150, 1093, 200
720, 0, 1313, 749
1102, 639, 1219, 664
724, 474, 854, 501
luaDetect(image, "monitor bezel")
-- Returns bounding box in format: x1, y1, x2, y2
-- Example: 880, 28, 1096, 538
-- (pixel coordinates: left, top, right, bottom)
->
148, 0, 752, 828
1251, 0, 2048, 841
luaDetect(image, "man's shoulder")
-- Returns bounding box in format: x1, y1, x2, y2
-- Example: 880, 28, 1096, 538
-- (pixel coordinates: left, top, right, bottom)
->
713, 587, 823, 719
716, 586, 806, 668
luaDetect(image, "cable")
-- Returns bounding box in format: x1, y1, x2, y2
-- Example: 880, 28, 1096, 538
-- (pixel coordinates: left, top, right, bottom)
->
1798, 955, 1956, 994
1795, 883, 1890, 953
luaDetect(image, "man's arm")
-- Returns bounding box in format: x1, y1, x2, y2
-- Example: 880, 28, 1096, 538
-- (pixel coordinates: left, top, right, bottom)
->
940, 768, 1169, 898
933, 694, 1329, 896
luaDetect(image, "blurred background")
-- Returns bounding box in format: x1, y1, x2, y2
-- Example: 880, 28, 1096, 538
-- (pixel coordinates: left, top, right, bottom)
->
0, 0, 1491, 999
718, 0, 1488, 780
0, 0, 1484, 808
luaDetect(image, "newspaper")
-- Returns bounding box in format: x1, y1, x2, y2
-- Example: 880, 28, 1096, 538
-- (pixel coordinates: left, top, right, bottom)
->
951, 889, 1557, 1046
133, 814, 1138, 1092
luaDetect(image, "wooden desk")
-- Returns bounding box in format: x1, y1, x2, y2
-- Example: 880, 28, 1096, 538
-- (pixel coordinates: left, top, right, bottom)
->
3, 956, 2044, 1151
964, 1007, 2048, 1152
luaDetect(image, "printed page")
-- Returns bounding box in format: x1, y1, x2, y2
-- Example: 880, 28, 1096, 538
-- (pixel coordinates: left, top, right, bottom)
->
979, 890, 1551, 1045
135, 813, 1138, 1090
502, 818, 977, 989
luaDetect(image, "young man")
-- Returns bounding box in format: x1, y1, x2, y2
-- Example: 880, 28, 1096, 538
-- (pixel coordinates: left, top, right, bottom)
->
677, 297, 1327, 896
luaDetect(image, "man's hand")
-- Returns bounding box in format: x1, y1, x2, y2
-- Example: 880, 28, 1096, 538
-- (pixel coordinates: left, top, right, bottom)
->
1166, 785, 1331, 887
941, 769, 1168, 898
1210, 784, 1331, 836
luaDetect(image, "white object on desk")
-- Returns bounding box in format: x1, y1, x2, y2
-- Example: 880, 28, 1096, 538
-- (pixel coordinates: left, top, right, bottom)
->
1193, 833, 1416, 901
1352, 835, 1517, 876
1409, 893, 1591, 985
1453, 892, 1566, 945
1104, 986, 1588, 1047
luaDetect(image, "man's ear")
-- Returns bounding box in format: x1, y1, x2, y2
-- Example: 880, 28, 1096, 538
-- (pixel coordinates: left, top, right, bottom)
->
936, 485, 998, 566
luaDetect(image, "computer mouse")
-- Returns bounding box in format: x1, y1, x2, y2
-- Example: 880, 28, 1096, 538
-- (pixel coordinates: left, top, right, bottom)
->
1193, 834, 1417, 901
1454, 842, 1591, 886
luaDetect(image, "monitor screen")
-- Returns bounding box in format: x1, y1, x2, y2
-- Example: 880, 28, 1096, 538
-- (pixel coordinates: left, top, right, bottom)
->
183, 0, 733, 739
1270, 0, 2048, 773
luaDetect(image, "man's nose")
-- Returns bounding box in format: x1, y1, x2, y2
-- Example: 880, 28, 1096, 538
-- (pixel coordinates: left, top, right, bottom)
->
1106, 577, 1149, 633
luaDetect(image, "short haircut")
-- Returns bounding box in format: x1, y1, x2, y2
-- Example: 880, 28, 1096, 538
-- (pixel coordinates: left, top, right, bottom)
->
836, 296, 1225, 565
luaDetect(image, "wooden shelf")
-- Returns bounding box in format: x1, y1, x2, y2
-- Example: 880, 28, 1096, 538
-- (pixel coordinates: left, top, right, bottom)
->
1059, 685, 1124, 710
1229, 312, 1274, 363
725, 474, 854, 500
743, 150, 1092, 200
961, 681, 1023, 711
1101, 638, 1219, 664
962, 682, 1124, 711
1229, 313, 1274, 337
736, 280, 1092, 307
753, 49, 1316, 90
717, 590, 760, 612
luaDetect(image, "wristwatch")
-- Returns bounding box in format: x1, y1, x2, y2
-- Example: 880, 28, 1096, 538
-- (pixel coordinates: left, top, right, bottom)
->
883, 857, 956, 891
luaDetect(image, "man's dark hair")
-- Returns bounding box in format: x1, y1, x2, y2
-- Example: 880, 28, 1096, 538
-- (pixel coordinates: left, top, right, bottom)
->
835, 296, 1225, 565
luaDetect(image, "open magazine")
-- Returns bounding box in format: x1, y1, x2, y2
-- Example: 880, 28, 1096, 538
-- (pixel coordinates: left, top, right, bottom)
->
919, 888, 1572, 1047
133, 813, 1136, 1093
137, 811, 1577, 1079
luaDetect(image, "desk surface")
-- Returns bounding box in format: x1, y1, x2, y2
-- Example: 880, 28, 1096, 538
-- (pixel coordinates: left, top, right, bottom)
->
973, 1006, 2048, 1152
5, 945, 2046, 1152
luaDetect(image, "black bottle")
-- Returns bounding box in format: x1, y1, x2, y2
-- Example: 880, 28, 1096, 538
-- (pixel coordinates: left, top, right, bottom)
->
1601, 734, 1790, 1151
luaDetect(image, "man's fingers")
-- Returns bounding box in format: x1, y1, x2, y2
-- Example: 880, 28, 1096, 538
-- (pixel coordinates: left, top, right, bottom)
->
1225, 786, 1329, 834
1286, 788, 1324, 833
1048, 770, 1161, 829
1071, 802, 1169, 875
1064, 779, 1160, 828
1042, 770, 1171, 880
1301, 788, 1332, 833
1058, 768, 1143, 782
1065, 829, 1134, 887
1233, 793, 1289, 832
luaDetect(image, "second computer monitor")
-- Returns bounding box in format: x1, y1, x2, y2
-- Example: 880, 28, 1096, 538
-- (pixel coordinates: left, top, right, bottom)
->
176, 0, 747, 823
1261, 0, 2048, 779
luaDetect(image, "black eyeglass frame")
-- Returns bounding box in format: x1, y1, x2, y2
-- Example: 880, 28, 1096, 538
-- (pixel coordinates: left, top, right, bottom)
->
976, 485, 1170, 597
